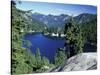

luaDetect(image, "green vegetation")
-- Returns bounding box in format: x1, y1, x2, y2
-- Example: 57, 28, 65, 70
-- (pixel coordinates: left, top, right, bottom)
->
29, 18, 47, 32
11, 1, 53, 74
64, 18, 85, 57
11, 1, 97, 74
81, 19, 97, 46
46, 27, 64, 34
42, 56, 50, 66
54, 15, 97, 66
64, 17, 97, 57
35, 48, 41, 68
55, 48, 67, 66
11, 1, 35, 73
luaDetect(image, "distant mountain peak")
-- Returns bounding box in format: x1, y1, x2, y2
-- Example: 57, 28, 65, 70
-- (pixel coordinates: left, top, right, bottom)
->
33, 12, 43, 15
60, 14, 68, 16
74, 13, 97, 23
32, 12, 96, 27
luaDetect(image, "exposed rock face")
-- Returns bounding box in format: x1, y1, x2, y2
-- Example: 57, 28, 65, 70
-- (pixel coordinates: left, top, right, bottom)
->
47, 53, 97, 72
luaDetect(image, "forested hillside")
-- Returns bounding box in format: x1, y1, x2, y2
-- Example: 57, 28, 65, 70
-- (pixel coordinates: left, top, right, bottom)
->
11, 1, 52, 74
31, 13, 97, 35
11, 1, 34, 73
81, 18, 97, 46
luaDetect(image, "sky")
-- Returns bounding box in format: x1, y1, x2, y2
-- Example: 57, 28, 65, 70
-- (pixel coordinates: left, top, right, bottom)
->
16, 1, 97, 16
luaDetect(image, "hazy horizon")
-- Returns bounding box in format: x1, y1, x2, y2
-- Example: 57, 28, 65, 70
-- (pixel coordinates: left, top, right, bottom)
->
16, 1, 97, 16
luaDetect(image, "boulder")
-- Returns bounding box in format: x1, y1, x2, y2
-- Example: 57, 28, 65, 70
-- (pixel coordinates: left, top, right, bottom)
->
47, 53, 97, 72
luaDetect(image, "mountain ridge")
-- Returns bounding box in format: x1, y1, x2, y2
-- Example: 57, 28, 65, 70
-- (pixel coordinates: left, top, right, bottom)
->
31, 12, 96, 27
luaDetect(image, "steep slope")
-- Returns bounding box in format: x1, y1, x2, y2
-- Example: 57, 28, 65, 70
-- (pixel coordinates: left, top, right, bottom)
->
11, 2, 40, 74
47, 53, 97, 72
74, 13, 97, 23
14, 11, 46, 32
32, 13, 96, 27
81, 18, 97, 47
31, 18, 47, 32
32, 13, 70, 27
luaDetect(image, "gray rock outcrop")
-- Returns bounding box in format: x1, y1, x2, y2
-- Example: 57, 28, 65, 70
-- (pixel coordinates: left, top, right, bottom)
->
47, 53, 97, 72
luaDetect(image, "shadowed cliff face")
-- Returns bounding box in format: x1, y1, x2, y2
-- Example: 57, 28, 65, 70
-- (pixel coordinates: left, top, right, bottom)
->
46, 53, 97, 72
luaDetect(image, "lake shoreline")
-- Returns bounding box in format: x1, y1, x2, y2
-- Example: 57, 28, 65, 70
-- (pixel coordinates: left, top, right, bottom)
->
23, 33, 97, 63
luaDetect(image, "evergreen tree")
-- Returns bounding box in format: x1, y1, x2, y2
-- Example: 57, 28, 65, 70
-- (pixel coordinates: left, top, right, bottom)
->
64, 17, 84, 57
55, 48, 66, 66
11, 1, 36, 74
42, 56, 50, 66
35, 48, 41, 68
81, 19, 97, 46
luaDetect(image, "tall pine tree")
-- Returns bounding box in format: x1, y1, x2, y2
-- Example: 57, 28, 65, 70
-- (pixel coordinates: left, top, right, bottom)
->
64, 17, 85, 57
35, 48, 41, 68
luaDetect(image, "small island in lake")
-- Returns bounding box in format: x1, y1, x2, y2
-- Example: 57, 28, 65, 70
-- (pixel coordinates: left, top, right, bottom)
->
11, 0, 97, 74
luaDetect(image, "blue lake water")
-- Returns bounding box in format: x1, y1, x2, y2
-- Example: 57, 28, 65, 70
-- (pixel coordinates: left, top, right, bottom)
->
23, 33, 97, 63
24, 33, 65, 63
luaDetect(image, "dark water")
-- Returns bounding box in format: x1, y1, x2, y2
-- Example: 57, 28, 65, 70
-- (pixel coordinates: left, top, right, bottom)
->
83, 43, 97, 52
24, 33, 96, 63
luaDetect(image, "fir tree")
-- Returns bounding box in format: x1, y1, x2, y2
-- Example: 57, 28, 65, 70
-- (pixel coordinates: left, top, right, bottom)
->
64, 17, 84, 57
35, 48, 41, 68
55, 48, 66, 66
